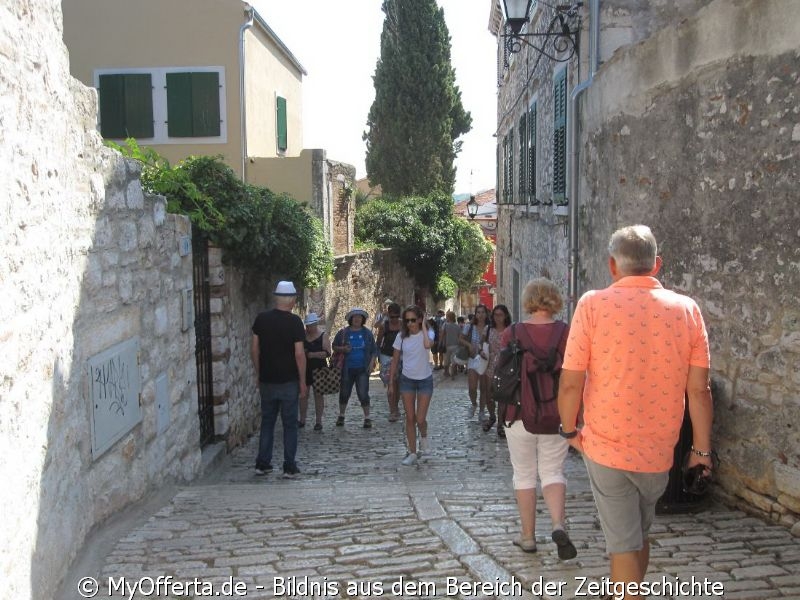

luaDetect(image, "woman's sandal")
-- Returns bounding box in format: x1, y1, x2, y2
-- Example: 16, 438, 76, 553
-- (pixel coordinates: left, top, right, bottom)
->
482, 415, 497, 432
512, 537, 537, 553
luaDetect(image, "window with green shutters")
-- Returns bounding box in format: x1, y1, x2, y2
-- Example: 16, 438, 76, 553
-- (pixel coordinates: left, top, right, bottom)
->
276, 96, 288, 152
503, 132, 514, 204
518, 112, 527, 202
166, 72, 221, 137
528, 102, 537, 205
98, 74, 154, 139
496, 144, 501, 205
552, 69, 567, 204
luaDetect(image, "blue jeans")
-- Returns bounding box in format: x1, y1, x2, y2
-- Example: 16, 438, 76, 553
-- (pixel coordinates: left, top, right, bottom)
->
257, 382, 299, 470
339, 366, 370, 407
399, 374, 434, 395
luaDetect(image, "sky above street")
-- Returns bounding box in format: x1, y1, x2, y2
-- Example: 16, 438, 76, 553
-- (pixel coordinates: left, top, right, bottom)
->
250, 0, 498, 194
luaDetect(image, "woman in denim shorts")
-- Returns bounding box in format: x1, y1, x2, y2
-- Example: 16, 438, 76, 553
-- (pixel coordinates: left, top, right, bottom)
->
389, 305, 434, 466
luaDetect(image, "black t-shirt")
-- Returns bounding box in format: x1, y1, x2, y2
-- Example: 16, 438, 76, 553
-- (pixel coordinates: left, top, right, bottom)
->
379, 320, 401, 356
252, 309, 305, 383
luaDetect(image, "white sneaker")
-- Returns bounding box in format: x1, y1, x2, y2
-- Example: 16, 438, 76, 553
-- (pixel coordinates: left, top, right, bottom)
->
401, 452, 418, 466
419, 437, 430, 452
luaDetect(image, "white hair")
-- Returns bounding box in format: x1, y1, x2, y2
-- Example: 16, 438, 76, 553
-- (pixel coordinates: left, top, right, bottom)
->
608, 225, 657, 275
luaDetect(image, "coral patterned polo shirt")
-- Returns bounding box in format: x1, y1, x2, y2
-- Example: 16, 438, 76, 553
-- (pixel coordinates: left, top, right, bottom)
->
562, 276, 710, 473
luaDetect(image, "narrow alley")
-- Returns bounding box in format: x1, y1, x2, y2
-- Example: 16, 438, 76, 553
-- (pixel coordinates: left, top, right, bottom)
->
61, 372, 799, 600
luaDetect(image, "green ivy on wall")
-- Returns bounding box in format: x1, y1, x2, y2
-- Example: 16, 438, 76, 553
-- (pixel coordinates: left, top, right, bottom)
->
109, 139, 333, 288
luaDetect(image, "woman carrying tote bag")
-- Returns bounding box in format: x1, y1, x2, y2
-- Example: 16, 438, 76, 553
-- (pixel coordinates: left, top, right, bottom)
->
304, 313, 332, 431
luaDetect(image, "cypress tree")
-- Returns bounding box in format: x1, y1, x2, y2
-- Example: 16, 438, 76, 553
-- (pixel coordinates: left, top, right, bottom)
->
364, 0, 472, 197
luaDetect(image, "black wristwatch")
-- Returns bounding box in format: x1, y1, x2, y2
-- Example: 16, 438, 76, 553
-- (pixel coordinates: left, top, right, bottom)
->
559, 424, 578, 439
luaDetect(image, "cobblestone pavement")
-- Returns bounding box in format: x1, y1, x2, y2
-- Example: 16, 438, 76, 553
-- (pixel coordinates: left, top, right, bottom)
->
70, 370, 799, 599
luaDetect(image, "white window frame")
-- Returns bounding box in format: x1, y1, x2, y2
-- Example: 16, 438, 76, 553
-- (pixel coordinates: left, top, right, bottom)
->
93, 66, 227, 144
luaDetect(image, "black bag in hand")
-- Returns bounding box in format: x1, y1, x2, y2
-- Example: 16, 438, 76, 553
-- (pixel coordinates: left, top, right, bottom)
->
492, 324, 524, 408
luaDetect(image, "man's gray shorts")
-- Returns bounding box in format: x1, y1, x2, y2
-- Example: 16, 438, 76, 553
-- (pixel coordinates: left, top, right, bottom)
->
583, 456, 669, 554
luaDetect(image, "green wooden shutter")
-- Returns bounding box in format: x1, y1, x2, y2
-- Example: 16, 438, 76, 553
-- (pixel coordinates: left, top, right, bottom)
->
99, 74, 126, 139
167, 72, 221, 137
276, 96, 288, 151
508, 129, 515, 204
553, 70, 567, 204
529, 102, 537, 204
518, 113, 527, 203
502, 135, 510, 203
191, 72, 220, 137
124, 74, 154, 138
166, 72, 194, 137
98, 74, 153, 139
496, 144, 502, 205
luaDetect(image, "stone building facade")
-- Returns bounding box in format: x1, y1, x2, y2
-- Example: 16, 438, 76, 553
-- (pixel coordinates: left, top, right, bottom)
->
1, 2, 206, 597
492, 0, 800, 526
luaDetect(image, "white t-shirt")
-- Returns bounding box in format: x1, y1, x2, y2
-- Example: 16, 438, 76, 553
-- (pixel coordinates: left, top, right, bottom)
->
393, 331, 433, 380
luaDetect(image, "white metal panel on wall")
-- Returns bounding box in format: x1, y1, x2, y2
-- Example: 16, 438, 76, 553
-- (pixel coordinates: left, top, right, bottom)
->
89, 337, 142, 457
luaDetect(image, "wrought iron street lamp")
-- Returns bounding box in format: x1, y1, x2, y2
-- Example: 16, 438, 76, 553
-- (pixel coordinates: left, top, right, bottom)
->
500, 0, 582, 63
467, 195, 479, 219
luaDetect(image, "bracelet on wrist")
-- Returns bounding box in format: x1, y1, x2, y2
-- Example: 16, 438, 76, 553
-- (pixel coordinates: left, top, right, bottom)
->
691, 446, 713, 457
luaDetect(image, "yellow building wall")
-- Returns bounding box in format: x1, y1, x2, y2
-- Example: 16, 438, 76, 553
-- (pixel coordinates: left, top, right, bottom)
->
63, 0, 304, 180
244, 26, 304, 158
248, 151, 314, 203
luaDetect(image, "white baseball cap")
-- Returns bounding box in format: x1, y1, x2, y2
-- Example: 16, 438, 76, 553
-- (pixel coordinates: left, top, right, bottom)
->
304, 312, 320, 325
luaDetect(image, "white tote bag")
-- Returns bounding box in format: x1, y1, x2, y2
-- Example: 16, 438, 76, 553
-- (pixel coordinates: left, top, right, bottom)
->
469, 342, 490, 375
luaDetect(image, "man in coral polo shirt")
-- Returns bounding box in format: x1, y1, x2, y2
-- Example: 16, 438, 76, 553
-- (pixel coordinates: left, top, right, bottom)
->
558, 225, 714, 598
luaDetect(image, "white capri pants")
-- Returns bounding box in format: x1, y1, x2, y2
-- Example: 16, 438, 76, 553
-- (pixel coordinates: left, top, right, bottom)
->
504, 420, 570, 489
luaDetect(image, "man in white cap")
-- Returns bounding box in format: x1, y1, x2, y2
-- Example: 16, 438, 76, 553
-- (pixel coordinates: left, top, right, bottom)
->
251, 280, 307, 478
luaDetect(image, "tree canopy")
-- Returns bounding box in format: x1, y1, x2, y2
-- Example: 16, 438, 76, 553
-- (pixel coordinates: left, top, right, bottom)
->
363, 0, 472, 197
355, 194, 493, 299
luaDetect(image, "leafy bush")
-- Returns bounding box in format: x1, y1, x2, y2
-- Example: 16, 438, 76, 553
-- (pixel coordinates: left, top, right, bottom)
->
434, 273, 457, 300
446, 218, 494, 290
110, 140, 333, 287
355, 193, 492, 298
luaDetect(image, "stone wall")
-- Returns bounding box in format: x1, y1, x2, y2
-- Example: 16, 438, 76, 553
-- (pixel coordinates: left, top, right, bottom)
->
0, 2, 200, 597
577, 0, 800, 527
494, 0, 718, 316
496, 0, 800, 525
208, 249, 271, 449
199, 248, 414, 458
328, 161, 357, 255
309, 249, 416, 335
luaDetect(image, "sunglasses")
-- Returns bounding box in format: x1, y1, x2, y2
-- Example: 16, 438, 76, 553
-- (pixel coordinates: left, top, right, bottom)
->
404, 318, 418, 324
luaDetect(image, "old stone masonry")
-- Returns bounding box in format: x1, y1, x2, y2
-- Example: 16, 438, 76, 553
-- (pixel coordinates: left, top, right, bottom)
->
60, 372, 800, 600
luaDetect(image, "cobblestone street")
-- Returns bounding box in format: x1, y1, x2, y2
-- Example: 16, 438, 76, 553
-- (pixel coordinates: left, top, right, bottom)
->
67, 371, 799, 599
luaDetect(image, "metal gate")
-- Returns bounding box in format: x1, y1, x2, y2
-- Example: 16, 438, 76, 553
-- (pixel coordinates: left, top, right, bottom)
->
192, 229, 215, 446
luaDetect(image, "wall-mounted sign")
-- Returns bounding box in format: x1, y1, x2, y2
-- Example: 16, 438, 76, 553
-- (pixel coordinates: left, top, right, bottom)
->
89, 337, 142, 458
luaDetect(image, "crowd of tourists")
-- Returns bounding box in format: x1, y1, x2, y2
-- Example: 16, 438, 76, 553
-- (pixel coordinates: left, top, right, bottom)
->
250, 224, 715, 599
